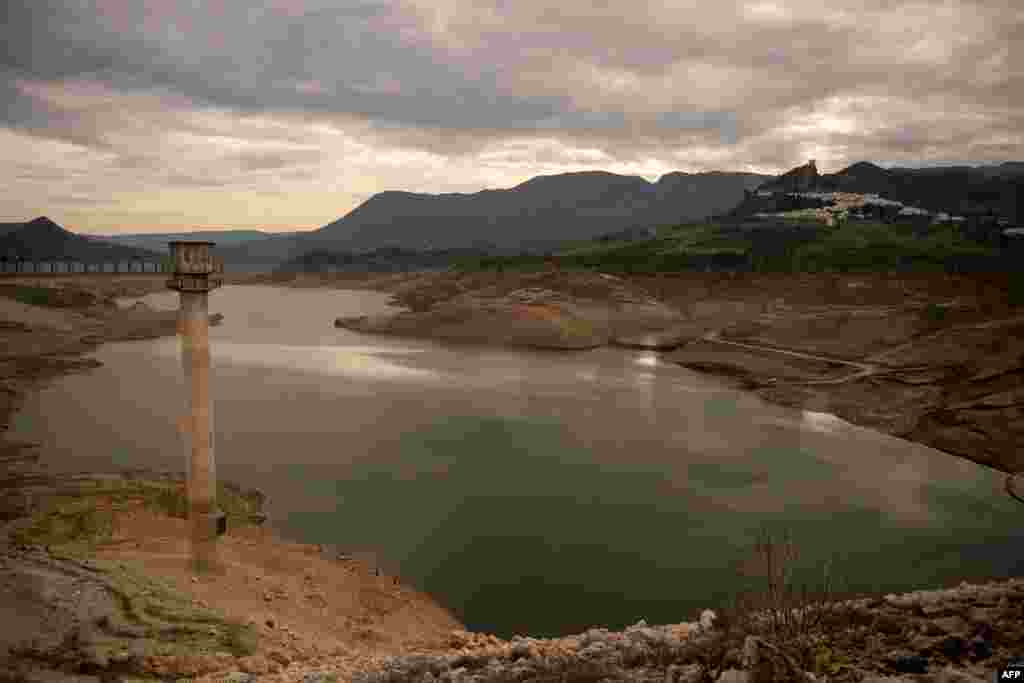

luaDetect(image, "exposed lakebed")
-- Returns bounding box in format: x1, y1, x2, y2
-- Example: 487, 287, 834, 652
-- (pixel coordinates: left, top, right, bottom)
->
9, 285, 1023, 638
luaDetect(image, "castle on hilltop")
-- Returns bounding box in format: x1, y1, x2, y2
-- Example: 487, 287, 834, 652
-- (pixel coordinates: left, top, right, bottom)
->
781, 159, 819, 193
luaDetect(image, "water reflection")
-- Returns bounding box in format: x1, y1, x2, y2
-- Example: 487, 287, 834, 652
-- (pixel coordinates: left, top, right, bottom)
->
7, 285, 1022, 637
152, 341, 443, 382
800, 410, 847, 433
633, 352, 660, 367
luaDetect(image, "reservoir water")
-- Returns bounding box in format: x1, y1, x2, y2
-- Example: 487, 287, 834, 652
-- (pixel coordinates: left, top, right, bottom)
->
10, 285, 1023, 637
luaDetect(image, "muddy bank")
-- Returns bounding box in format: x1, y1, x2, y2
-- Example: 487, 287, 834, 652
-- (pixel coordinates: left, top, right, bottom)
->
0, 277, 462, 682
320, 269, 1024, 478
662, 300, 1024, 479
0, 277, 221, 474
332, 270, 691, 350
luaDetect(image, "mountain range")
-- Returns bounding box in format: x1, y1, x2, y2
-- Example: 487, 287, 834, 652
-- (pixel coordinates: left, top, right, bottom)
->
0, 217, 162, 263
217, 170, 770, 270
90, 230, 299, 253
4, 162, 1021, 272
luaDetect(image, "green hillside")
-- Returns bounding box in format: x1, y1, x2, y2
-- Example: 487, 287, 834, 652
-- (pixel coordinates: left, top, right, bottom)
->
450, 219, 1013, 275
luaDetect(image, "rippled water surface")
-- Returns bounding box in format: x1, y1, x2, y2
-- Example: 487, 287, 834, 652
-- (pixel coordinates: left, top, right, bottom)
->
11, 285, 1023, 637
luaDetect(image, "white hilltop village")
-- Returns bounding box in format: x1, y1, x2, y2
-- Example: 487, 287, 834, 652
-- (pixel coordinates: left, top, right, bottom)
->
753, 190, 968, 227
745, 159, 1022, 235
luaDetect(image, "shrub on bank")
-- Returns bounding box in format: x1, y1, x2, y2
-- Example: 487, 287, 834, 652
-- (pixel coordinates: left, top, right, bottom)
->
356, 524, 867, 683
1008, 272, 1024, 307
0, 284, 103, 308
922, 303, 948, 324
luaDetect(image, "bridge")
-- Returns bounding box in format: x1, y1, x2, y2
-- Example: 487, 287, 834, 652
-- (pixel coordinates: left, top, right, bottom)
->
0, 256, 224, 276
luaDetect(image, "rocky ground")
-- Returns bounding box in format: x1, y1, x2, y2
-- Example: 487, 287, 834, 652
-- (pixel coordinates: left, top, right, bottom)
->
349, 576, 1024, 683
331, 270, 686, 351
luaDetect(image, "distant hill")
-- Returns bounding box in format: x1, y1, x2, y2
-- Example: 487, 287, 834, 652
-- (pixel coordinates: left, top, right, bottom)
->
213, 233, 309, 272
90, 229, 303, 254
275, 246, 500, 274
0, 217, 163, 262
219, 170, 770, 270
746, 161, 1024, 222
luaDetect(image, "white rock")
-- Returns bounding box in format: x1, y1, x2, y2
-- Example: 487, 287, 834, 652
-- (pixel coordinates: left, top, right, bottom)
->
717, 668, 750, 683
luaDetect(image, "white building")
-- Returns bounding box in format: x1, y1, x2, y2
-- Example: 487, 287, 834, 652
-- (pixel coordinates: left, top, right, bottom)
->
862, 196, 904, 208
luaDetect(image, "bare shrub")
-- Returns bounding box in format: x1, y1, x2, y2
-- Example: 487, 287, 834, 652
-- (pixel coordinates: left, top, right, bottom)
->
716, 523, 863, 679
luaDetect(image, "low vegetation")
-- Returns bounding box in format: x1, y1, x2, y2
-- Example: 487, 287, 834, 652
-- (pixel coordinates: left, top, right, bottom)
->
9, 475, 265, 552
702, 524, 866, 681
2, 474, 266, 677
0, 283, 108, 308
446, 219, 1014, 278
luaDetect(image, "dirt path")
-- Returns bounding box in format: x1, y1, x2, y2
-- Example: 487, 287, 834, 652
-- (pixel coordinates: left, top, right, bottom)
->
700, 329, 881, 383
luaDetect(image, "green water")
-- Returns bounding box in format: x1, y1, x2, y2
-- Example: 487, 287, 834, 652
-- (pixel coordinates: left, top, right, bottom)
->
10, 285, 1024, 638
272, 414, 1024, 637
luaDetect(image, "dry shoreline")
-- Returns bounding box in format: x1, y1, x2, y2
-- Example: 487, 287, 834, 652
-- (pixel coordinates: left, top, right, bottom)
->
276, 268, 1024, 480
2, 272, 1022, 683
0, 274, 464, 682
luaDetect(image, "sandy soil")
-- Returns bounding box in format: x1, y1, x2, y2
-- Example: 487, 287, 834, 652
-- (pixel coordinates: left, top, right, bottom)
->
0, 475, 460, 683
93, 510, 460, 677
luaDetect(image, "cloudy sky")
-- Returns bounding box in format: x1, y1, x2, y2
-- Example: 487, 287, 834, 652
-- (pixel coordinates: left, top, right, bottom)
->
1, 0, 1020, 234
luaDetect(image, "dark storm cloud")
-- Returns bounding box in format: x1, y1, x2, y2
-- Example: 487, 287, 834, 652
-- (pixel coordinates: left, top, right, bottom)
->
0, 0, 1020, 230
0, 0, 745, 146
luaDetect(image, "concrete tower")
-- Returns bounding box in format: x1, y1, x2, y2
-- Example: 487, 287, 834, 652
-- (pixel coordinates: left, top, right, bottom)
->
167, 241, 225, 574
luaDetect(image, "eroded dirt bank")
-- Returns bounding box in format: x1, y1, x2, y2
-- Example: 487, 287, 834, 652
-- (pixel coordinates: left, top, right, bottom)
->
640, 271, 1024, 479
295, 268, 1023, 479
0, 275, 462, 682
0, 473, 461, 683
